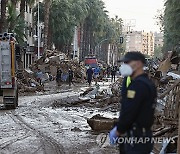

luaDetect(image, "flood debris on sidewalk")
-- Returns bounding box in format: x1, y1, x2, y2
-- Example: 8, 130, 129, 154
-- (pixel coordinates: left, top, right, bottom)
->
30, 50, 86, 83
51, 82, 120, 110
17, 69, 44, 93
18, 50, 87, 93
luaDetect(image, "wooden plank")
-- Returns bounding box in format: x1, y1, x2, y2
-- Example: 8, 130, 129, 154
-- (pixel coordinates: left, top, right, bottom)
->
158, 79, 180, 99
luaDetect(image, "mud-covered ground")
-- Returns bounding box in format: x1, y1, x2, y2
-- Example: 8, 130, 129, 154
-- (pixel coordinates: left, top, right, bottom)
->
0, 80, 119, 154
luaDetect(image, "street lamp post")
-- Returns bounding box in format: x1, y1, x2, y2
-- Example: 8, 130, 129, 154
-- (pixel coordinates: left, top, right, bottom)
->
95, 39, 109, 57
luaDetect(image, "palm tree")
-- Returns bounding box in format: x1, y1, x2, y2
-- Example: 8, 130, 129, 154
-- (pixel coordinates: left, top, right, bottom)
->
0, 0, 8, 32
7, 2, 26, 45
43, 0, 51, 53
10, 0, 18, 7
20, 0, 35, 18
33, 0, 114, 56
20, 0, 25, 18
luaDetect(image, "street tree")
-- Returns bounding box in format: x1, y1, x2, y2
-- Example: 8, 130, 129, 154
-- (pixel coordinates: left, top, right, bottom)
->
33, 0, 123, 59
43, 0, 51, 54
20, 0, 36, 18
163, 0, 180, 52
7, 2, 26, 45
0, 0, 8, 32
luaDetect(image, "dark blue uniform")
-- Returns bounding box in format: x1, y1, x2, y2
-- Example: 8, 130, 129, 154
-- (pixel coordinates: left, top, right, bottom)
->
117, 74, 157, 154
86, 68, 94, 85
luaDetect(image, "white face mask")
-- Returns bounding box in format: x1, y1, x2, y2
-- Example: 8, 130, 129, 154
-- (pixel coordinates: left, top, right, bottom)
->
119, 64, 133, 77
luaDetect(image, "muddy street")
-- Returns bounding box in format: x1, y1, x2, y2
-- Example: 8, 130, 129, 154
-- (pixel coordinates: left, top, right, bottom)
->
0, 82, 119, 154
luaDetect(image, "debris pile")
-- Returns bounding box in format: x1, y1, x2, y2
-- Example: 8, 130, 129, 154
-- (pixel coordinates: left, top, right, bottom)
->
30, 50, 86, 83
148, 51, 180, 88
17, 50, 87, 93
51, 83, 120, 112
153, 79, 180, 153
17, 69, 44, 93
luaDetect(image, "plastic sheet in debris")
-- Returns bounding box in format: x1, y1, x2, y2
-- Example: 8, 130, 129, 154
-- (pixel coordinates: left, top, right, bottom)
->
167, 72, 180, 79
85, 87, 99, 99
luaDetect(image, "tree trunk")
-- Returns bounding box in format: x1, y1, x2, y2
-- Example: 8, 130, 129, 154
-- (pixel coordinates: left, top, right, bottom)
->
0, 0, 8, 33
44, 0, 51, 54
20, 0, 26, 19
11, 0, 18, 7
47, 23, 52, 50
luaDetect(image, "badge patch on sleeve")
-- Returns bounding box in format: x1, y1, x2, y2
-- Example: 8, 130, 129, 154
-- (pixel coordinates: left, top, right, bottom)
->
127, 90, 136, 99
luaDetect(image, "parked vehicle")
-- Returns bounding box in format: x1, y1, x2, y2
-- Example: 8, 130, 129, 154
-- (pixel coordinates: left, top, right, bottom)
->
85, 56, 98, 69
0, 33, 18, 109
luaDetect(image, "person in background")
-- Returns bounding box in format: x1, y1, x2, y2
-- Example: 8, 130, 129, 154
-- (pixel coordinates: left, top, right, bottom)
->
101, 67, 106, 79
93, 67, 100, 85
49, 73, 53, 81
56, 67, 62, 85
68, 68, 74, 86
36, 69, 43, 85
111, 66, 116, 82
107, 66, 111, 78
86, 66, 94, 86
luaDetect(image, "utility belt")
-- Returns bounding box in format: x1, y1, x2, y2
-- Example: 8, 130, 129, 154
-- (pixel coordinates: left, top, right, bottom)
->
126, 123, 152, 138
122, 124, 153, 151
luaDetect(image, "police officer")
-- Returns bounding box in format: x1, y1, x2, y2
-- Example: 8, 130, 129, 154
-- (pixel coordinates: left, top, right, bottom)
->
110, 52, 157, 154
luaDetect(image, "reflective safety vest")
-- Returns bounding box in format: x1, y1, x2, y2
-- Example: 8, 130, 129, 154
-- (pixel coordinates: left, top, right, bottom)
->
126, 76, 131, 88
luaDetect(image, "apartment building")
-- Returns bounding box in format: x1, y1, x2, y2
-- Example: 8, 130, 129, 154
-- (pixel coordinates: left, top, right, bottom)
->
154, 32, 164, 48
15, 2, 34, 69
124, 31, 155, 56
125, 31, 143, 52
142, 31, 154, 56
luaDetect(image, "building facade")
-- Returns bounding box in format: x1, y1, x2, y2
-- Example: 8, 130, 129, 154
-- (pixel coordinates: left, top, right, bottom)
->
16, 1, 44, 69
142, 31, 154, 56
124, 31, 155, 56
154, 32, 164, 48
125, 31, 143, 52
15, 2, 34, 69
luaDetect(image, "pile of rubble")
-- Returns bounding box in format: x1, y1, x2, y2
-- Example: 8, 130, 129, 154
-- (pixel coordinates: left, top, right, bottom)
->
30, 50, 86, 83
17, 50, 87, 93
51, 83, 120, 112
17, 69, 44, 93
148, 51, 179, 88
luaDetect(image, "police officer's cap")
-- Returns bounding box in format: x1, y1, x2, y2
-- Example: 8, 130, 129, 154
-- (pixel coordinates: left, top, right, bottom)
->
120, 52, 146, 64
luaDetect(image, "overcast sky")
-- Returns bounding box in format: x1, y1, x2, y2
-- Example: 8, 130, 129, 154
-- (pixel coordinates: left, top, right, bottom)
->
102, 0, 165, 32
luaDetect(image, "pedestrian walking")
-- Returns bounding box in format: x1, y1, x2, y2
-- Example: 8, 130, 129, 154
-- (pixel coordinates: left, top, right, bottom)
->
107, 66, 111, 78
68, 68, 73, 86
56, 67, 62, 86
111, 66, 116, 82
93, 67, 100, 85
36, 69, 43, 85
86, 66, 94, 86
109, 52, 157, 154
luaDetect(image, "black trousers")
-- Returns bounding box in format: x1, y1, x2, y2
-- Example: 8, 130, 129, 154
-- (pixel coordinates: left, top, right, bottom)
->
69, 77, 73, 86
119, 129, 153, 154
111, 74, 116, 82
